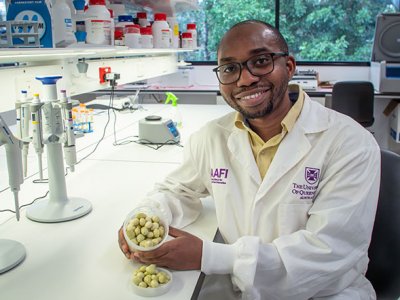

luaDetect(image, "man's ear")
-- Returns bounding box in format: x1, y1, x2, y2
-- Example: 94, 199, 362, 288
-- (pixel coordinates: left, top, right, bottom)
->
287, 55, 297, 79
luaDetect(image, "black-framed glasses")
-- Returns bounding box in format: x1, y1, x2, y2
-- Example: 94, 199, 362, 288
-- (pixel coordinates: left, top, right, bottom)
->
213, 52, 288, 85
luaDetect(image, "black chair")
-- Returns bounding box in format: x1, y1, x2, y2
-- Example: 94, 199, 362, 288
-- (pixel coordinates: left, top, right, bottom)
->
366, 149, 400, 300
330, 81, 375, 127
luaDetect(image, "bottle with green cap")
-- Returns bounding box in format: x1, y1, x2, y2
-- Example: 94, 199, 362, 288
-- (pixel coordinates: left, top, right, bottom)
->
165, 92, 182, 128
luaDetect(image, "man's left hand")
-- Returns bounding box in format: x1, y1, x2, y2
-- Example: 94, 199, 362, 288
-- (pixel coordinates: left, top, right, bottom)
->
133, 226, 202, 270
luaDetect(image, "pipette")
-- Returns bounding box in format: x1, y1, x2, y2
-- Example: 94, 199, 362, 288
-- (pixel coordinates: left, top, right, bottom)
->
60, 90, 77, 172
0, 116, 24, 221
30, 93, 44, 180
15, 90, 30, 177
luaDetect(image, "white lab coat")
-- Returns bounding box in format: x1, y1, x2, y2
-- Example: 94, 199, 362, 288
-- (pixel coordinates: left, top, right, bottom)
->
145, 94, 381, 300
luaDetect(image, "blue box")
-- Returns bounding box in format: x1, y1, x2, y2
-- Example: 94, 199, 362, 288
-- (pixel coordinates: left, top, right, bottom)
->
6, 0, 54, 48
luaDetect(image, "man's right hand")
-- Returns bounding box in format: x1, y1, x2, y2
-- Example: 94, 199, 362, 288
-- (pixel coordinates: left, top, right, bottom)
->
118, 226, 134, 259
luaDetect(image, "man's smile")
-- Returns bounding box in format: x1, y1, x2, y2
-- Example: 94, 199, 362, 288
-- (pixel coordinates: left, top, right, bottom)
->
234, 88, 271, 107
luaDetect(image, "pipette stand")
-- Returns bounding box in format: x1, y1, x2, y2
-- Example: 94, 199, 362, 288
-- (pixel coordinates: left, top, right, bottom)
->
0, 239, 26, 274
26, 76, 92, 223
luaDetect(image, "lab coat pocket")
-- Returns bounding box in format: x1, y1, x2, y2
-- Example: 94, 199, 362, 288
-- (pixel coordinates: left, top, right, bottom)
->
278, 202, 313, 235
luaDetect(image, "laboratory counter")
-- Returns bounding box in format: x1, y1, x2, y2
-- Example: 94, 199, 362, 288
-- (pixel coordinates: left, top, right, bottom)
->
0, 104, 234, 300
74, 83, 400, 107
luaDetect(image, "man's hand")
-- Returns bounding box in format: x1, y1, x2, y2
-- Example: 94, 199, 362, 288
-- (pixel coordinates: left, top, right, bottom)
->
118, 226, 203, 270
118, 225, 134, 259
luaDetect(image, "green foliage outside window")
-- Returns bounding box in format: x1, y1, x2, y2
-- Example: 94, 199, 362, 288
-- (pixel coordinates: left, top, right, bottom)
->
176, 0, 397, 62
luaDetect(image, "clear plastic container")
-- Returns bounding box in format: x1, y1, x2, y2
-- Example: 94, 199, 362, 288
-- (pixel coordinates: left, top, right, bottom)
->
124, 24, 141, 48
53, 0, 76, 47
167, 16, 179, 48
123, 205, 169, 252
140, 26, 153, 48
152, 13, 171, 48
85, 0, 112, 45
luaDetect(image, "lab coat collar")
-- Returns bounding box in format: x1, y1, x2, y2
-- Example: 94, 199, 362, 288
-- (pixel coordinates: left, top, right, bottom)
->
225, 94, 330, 190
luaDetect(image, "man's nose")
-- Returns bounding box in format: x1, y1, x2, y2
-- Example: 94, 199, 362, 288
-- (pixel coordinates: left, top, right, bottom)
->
236, 65, 259, 86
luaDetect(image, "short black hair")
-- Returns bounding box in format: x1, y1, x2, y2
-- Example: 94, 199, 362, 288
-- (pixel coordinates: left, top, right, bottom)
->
218, 20, 289, 54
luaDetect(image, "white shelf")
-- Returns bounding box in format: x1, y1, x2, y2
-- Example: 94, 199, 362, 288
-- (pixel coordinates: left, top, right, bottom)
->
0, 47, 194, 64
114, 0, 199, 13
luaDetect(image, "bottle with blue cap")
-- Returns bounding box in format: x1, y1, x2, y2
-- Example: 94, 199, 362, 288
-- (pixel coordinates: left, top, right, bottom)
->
73, 0, 86, 44
165, 92, 182, 128
115, 14, 133, 46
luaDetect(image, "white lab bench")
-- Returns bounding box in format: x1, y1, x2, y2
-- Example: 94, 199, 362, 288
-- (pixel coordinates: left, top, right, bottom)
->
0, 104, 234, 300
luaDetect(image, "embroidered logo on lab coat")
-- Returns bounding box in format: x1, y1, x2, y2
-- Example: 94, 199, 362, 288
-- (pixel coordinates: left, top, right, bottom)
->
291, 167, 320, 200
210, 168, 228, 185
305, 167, 320, 184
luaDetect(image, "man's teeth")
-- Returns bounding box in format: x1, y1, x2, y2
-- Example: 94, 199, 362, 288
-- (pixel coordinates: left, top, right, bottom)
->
242, 91, 263, 100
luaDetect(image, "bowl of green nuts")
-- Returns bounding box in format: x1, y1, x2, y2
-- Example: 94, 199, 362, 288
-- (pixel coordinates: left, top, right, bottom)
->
123, 206, 169, 252
131, 264, 172, 297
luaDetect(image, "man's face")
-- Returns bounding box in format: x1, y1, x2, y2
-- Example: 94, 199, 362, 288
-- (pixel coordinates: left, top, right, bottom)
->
217, 23, 295, 119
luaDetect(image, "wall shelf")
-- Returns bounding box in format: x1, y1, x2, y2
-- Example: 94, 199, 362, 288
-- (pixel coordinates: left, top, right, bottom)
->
0, 47, 195, 112
0, 47, 194, 64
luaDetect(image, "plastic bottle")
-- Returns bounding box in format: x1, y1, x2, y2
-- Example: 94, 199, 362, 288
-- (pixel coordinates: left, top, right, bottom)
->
165, 92, 182, 128
124, 24, 141, 48
53, 0, 76, 47
85, 0, 112, 45
167, 16, 179, 48
87, 108, 94, 132
140, 26, 153, 48
72, 0, 85, 32
108, 9, 115, 46
137, 12, 150, 27
181, 32, 193, 48
152, 13, 171, 48
186, 23, 197, 48
109, 3, 126, 21
72, 107, 79, 131
77, 103, 87, 132
114, 14, 133, 46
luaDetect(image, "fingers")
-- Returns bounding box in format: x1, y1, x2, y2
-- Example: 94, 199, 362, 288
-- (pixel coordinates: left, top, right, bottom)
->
168, 226, 193, 238
134, 242, 170, 261
118, 227, 132, 259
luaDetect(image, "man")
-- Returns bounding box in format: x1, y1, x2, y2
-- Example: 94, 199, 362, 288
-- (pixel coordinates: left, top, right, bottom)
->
118, 20, 380, 299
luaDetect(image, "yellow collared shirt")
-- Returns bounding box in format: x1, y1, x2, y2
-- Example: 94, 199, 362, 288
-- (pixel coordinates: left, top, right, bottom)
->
234, 84, 305, 179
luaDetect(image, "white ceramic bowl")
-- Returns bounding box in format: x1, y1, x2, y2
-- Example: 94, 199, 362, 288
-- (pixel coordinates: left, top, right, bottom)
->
123, 206, 169, 252
131, 267, 173, 297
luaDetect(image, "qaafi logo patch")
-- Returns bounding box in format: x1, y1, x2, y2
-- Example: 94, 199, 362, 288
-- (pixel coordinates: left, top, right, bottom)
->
210, 168, 229, 185
305, 167, 320, 184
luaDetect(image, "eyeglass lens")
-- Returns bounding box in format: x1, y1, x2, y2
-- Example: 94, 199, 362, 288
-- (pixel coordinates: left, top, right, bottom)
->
216, 53, 275, 84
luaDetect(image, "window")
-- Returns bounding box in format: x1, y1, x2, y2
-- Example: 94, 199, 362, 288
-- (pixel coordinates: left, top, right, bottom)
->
176, 0, 398, 63
279, 0, 397, 62
0, 0, 5, 22
177, 0, 275, 61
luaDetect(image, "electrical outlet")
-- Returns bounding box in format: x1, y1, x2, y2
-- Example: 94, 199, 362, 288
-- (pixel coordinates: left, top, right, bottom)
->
99, 67, 111, 84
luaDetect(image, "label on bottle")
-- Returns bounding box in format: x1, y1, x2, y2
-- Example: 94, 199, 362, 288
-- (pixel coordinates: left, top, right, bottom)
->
160, 29, 171, 48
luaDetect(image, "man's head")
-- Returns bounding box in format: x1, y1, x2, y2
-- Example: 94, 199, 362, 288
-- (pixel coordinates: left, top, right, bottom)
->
215, 20, 296, 120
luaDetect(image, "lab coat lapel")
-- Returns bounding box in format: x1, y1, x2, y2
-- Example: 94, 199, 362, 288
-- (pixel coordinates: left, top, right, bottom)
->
261, 124, 311, 193
259, 96, 324, 195
228, 129, 262, 184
